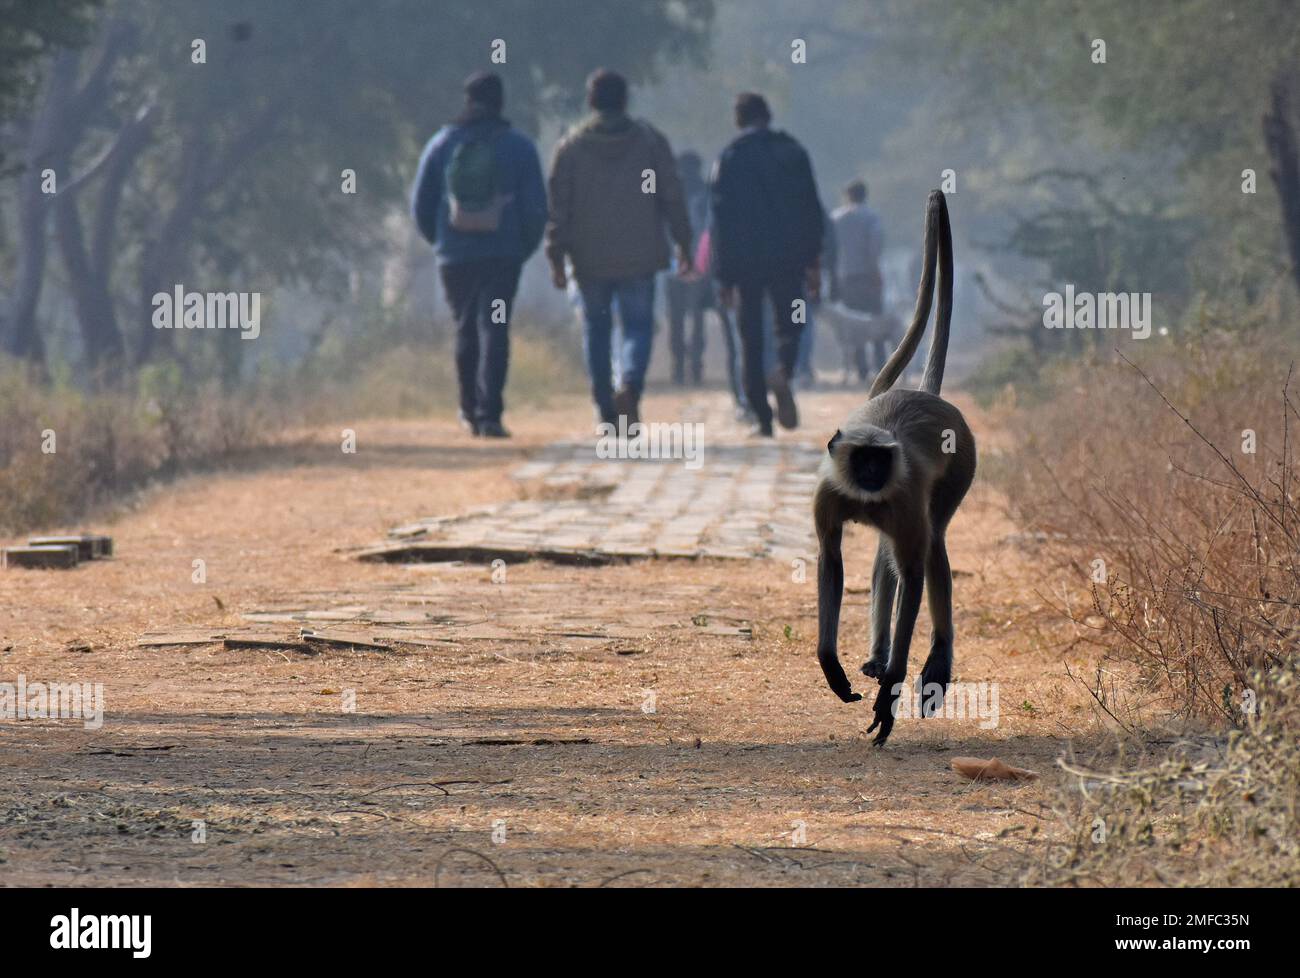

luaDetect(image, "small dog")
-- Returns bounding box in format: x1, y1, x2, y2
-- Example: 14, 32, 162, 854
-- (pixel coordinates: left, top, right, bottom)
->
819, 301, 903, 386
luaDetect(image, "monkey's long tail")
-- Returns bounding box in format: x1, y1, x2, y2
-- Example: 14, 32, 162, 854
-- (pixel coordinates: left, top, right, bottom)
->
867, 190, 952, 398
921, 191, 954, 395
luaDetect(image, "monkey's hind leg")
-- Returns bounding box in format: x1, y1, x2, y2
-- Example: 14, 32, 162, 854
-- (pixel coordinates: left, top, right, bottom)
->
919, 533, 954, 717
867, 557, 924, 746
861, 536, 896, 680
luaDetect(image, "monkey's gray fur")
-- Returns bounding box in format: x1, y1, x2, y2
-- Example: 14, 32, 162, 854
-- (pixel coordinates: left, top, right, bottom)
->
813, 189, 976, 746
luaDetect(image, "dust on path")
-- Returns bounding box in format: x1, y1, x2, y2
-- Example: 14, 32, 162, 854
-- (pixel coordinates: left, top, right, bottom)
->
0, 388, 1099, 886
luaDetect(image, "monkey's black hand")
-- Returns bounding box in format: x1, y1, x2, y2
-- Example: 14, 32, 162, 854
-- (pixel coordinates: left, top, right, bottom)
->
829, 677, 863, 704
865, 680, 902, 746
818, 646, 863, 702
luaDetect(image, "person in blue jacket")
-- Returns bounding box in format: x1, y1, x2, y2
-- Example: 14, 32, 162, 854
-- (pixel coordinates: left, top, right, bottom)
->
411, 72, 547, 437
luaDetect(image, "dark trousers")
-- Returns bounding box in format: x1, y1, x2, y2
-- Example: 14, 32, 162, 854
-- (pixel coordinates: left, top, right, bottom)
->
667, 274, 742, 402
665, 275, 709, 383
439, 258, 522, 425
735, 268, 804, 428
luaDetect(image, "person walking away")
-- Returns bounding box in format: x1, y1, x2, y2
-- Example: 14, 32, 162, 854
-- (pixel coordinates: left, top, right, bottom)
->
665, 151, 712, 386
794, 206, 837, 387
709, 92, 825, 437
545, 69, 693, 428
691, 226, 746, 418
831, 178, 886, 379
410, 72, 547, 438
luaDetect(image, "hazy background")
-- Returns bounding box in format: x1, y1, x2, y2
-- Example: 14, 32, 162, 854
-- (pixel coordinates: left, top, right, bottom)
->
2, 0, 1297, 400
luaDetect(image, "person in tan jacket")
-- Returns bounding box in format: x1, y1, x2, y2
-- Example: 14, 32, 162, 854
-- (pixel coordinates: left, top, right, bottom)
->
545, 69, 692, 427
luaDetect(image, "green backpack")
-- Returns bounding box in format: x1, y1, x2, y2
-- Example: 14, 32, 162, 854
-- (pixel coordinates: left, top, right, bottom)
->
446, 130, 512, 232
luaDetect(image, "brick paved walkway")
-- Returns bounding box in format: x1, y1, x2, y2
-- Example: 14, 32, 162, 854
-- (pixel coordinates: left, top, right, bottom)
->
358, 401, 822, 565
136, 396, 831, 654
137, 570, 754, 653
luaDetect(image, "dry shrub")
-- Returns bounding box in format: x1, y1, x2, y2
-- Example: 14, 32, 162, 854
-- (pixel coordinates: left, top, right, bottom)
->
1004, 327, 1298, 723
0, 360, 282, 534
0, 333, 583, 534
994, 320, 1299, 885
1022, 659, 1299, 886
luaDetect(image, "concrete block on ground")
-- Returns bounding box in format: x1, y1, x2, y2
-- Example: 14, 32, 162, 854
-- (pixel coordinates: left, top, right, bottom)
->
3, 545, 80, 569
28, 534, 112, 560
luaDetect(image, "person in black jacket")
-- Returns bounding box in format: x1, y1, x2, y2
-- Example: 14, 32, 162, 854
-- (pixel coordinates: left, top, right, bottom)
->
709, 92, 825, 436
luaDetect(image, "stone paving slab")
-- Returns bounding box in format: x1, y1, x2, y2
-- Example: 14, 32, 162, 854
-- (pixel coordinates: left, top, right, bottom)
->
358, 410, 822, 565
138, 576, 754, 652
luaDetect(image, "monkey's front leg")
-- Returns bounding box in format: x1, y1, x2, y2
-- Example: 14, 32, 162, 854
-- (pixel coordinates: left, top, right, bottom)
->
867, 561, 924, 746
861, 535, 896, 680
919, 534, 954, 716
816, 520, 863, 703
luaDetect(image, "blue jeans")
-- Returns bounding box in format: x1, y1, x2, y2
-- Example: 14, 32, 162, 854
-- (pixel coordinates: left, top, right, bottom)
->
577, 276, 656, 423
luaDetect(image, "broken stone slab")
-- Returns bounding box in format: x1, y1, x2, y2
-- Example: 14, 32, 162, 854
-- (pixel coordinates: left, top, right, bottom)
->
387, 524, 429, 539
223, 636, 317, 653
2, 544, 80, 569
354, 541, 621, 566
136, 630, 225, 647
652, 546, 702, 559
299, 629, 391, 651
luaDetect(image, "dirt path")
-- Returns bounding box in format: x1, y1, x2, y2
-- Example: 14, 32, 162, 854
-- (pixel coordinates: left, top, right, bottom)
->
0, 388, 1097, 886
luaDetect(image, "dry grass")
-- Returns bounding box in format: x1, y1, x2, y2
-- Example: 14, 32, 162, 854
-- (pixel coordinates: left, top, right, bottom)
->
992, 320, 1300, 885
0, 362, 276, 534
1021, 659, 1299, 886
1002, 326, 1298, 722
0, 334, 586, 534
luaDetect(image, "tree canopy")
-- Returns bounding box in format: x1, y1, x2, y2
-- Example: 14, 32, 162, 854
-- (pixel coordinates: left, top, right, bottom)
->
0, 0, 713, 375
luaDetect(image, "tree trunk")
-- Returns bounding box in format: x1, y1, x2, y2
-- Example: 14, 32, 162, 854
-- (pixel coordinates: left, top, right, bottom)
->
0, 52, 82, 366
135, 134, 206, 367
134, 107, 278, 366
1264, 74, 1300, 295
55, 102, 155, 377
3, 162, 52, 366
55, 189, 124, 371
1, 25, 132, 369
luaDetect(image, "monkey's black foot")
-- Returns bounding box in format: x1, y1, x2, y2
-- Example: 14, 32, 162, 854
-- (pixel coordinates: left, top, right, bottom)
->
861, 657, 889, 680
819, 647, 864, 703
865, 679, 903, 746
918, 654, 952, 718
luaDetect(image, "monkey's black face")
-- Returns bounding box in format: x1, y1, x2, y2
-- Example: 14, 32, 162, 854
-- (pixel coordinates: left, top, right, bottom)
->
848, 444, 893, 493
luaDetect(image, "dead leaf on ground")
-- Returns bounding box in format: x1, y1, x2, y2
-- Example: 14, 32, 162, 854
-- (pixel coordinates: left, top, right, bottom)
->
951, 756, 1039, 781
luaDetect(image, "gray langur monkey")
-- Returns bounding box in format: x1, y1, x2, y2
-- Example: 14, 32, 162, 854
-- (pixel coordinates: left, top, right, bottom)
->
813, 189, 975, 746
